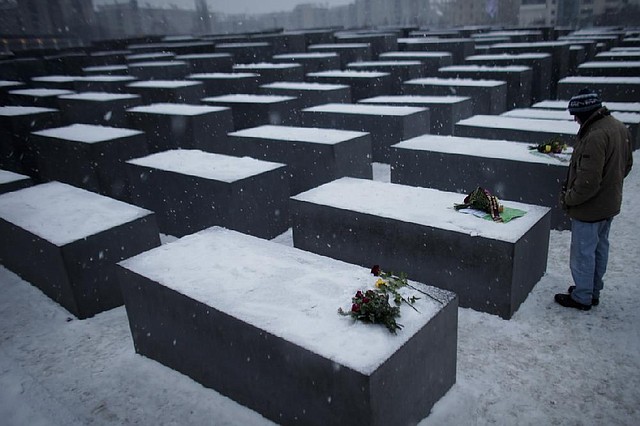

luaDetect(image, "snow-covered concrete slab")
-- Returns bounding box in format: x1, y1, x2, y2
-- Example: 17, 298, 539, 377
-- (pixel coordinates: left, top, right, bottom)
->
117, 226, 457, 426
301, 103, 430, 161
126, 150, 290, 238
0, 182, 159, 318
225, 124, 372, 194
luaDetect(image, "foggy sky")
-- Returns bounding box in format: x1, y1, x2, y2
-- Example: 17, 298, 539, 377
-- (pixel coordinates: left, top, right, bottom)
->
95, 0, 355, 15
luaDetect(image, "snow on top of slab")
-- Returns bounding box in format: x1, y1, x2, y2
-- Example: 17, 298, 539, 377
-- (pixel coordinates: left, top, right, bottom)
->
126, 149, 284, 182
119, 226, 448, 374
491, 41, 570, 48
533, 99, 640, 113
58, 92, 139, 101
229, 125, 368, 144
127, 103, 228, 116
202, 94, 296, 103
503, 108, 640, 124
0, 80, 25, 88
336, 33, 395, 39
404, 77, 506, 87
380, 51, 452, 58
457, 115, 578, 134
77, 75, 137, 82
293, 177, 549, 243
127, 80, 201, 88
347, 60, 423, 67
307, 70, 389, 78
578, 60, 640, 68
261, 81, 349, 91
175, 53, 231, 59
559, 76, 640, 84
31, 75, 79, 83
90, 49, 131, 57
0, 169, 29, 184
440, 64, 530, 72
465, 53, 550, 60
32, 123, 143, 143
482, 30, 542, 37
273, 52, 339, 59
304, 102, 426, 116
9, 88, 74, 97
188, 72, 258, 79
398, 37, 471, 43
126, 52, 174, 60
128, 61, 187, 67
83, 65, 128, 71
503, 108, 574, 120
309, 43, 370, 49
0, 106, 57, 116
595, 51, 640, 58
359, 95, 470, 104
0, 182, 152, 245
394, 134, 571, 165
234, 62, 301, 69
216, 42, 270, 48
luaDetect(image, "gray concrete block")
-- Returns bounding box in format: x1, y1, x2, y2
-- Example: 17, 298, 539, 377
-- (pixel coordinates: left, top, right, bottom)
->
202, 94, 300, 130
126, 150, 290, 238
402, 77, 507, 115
187, 72, 261, 96
358, 94, 473, 135
125, 80, 204, 104
58, 92, 142, 126
464, 52, 552, 103
557, 76, 640, 103
126, 103, 233, 153
0, 105, 62, 176
307, 43, 373, 68
0, 182, 160, 319
300, 103, 429, 162
437, 65, 533, 109
272, 52, 342, 74
454, 115, 578, 146
259, 81, 351, 109
116, 226, 457, 426
31, 124, 148, 201
305, 70, 393, 101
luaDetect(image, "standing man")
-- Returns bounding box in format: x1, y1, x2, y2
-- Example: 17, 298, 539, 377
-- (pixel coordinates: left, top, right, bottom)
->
555, 89, 633, 311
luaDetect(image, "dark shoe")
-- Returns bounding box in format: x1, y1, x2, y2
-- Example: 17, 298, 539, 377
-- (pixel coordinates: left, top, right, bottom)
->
568, 286, 599, 306
555, 293, 592, 311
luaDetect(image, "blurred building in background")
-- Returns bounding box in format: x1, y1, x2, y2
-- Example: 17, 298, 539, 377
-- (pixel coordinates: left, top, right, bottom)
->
1, 0, 639, 47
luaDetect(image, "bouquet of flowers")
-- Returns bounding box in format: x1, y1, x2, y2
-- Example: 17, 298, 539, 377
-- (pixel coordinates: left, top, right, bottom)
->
454, 186, 504, 222
529, 136, 567, 154
338, 265, 420, 334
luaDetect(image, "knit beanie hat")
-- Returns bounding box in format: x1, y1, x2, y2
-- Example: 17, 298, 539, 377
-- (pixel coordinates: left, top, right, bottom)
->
568, 89, 602, 115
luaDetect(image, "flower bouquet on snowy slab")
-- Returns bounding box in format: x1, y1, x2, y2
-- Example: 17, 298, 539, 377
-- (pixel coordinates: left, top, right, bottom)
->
339, 265, 442, 334
454, 186, 526, 223
529, 136, 570, 162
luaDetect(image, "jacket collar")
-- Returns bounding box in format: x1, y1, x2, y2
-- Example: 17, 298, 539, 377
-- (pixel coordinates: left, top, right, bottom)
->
578, 107, 610, 138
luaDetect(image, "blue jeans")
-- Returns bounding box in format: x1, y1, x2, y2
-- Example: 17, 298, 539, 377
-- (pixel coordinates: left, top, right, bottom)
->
569, 218, 613, 304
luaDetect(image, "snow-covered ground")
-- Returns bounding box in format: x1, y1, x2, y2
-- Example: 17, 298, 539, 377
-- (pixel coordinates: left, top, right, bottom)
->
1, 153, 639, 425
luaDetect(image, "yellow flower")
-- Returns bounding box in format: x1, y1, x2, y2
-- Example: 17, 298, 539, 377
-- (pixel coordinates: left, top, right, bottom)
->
375, 278, 386, 288
545, 145, 551, 153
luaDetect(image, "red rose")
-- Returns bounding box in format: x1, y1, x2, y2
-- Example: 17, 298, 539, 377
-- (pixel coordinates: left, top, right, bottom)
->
371, 265, 381, 276
351, 303, 360, 312
355, 290, 363, 298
